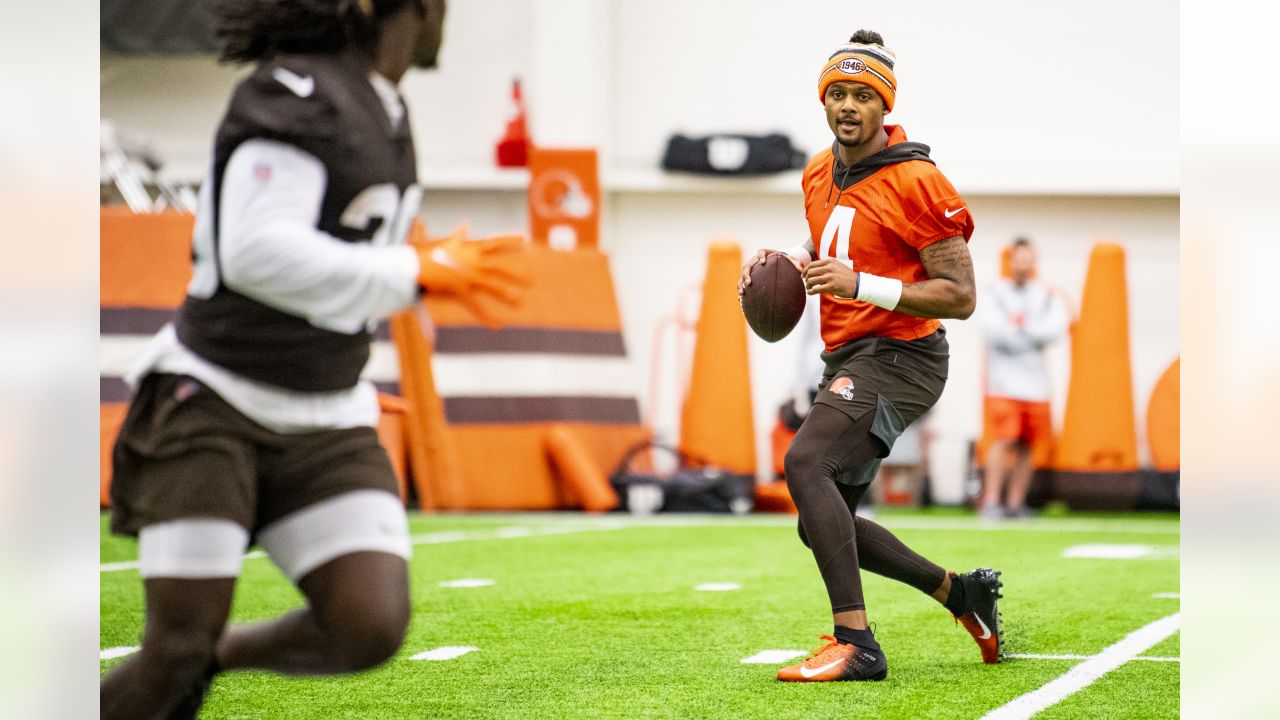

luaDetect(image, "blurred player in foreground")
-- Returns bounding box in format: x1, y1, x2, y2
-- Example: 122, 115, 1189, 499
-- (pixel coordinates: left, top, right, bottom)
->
978, 238, 1068, 519
100, 1, 525, 717
739, 30, 1003, 682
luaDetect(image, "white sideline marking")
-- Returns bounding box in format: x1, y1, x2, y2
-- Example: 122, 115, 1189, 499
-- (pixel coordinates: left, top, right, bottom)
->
1133, 656, 1180, 662
980, 613, 1180, 720
741, 650, 806, 664
100, 646, 139, 661
410, 646, 478, 661
439, 578, 495, 588
1062, 543, 1177, 560
694, 582, 741, 592
1152, 592, 1180, 599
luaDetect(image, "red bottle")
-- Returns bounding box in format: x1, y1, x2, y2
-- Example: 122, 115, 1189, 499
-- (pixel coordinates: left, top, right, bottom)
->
495, 78, 529, 167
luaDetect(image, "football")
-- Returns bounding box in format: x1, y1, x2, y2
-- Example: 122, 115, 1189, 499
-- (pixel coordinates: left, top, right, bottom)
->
741, 252, 806, 342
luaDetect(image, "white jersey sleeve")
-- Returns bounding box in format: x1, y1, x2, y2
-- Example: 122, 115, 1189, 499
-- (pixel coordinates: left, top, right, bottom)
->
217, 138, 420, 330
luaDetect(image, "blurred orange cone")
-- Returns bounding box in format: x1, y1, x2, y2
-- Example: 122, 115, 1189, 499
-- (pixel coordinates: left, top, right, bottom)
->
679, 241, 756, 476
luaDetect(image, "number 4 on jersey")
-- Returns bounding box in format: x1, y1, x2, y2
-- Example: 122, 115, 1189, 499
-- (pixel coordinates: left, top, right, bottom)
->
819, 205, 856, 268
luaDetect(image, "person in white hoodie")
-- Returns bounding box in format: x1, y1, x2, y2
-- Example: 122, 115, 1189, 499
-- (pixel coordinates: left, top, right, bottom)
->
978, 238, 1068, 519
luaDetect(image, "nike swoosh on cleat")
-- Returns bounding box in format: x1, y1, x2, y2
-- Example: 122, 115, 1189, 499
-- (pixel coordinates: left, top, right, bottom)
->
974, 615, 992, 640
799, 657, 844, 678
272, 67, 315, 98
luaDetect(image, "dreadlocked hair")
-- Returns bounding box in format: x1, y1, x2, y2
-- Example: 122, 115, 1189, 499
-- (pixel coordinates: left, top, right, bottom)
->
848, 29, 885, 46
211, 0, 414, 63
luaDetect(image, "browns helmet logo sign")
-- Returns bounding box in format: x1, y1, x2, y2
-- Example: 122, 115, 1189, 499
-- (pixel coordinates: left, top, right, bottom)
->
829, 377, 855, 400
838, 58, 866, 75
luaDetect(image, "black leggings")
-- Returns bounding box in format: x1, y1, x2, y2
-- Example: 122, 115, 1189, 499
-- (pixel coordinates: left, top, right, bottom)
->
784, 403, 946, 613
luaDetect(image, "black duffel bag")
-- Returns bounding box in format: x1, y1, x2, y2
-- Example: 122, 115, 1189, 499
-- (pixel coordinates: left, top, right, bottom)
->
610, 442, 755, 514
661, 133, 807, 175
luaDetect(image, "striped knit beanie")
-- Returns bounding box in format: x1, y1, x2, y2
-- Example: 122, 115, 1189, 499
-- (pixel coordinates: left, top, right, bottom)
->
818, 41, 897, 111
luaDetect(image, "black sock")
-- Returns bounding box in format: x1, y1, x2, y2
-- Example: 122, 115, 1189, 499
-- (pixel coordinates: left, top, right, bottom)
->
834, 625, 881, 653
944, 572, 968, 615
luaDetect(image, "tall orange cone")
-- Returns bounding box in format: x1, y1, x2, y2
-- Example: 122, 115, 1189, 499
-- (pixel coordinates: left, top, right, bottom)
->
679, 241, 756, 475
1053, 242, 1139, 508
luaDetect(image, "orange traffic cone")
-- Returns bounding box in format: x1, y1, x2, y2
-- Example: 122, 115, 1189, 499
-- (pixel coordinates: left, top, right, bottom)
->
1053, 242, 1139, 508
679, 241, 756, 476
495, 78, 529, 167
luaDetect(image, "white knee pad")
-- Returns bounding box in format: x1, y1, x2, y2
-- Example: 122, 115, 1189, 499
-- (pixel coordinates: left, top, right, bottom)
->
256, 490, 410, 583
137, 518, 251, 579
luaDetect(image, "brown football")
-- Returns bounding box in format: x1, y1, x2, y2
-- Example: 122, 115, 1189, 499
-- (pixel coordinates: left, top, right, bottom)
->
741, 253, 806, 342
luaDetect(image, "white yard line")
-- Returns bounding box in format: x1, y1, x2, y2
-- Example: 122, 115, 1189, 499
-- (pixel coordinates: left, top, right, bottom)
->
409, 646, 477, 661
740, 650, 806, 664
100, 646, 139, 661
438, 578, 495, 588
1152, 592, 1180, 599
980, 613, 1181, 720
1062, 544, 1179, 560
694, 582, 741, 591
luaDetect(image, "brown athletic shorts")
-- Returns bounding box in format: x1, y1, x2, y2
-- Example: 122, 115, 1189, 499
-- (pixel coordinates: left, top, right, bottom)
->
110, 373, 399, 538
812, 328, 949, 486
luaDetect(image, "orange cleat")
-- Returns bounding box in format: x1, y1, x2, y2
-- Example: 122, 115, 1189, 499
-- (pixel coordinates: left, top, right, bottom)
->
951, 568, 1004, 664
776, 635, 887, 682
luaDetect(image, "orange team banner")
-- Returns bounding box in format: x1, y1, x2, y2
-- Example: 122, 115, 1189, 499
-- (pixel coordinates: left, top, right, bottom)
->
527, 147, 599, 250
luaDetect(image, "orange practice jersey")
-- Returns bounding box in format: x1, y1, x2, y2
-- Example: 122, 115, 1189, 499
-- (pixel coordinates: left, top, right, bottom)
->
803, 125, 974, 350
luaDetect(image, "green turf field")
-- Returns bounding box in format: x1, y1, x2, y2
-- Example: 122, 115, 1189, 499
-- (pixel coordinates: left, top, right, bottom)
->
100, 509, 1179, 719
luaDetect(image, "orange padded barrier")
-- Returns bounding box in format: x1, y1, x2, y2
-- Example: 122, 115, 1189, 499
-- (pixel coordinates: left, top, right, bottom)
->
1054, 242, 1138, 472
544, 424, 622, 512
1146, 357, 1180, 471
679, 241, 756, 475
389, 305, 462, 510
409, 243, 649, 510
100, 207, 194, 307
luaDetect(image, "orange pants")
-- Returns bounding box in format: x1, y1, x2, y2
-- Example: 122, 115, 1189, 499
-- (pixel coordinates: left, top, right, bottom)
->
986, 397, 1053, 467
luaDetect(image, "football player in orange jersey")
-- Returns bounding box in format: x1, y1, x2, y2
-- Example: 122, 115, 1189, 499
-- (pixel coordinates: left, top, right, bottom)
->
739, 30, 1003, 682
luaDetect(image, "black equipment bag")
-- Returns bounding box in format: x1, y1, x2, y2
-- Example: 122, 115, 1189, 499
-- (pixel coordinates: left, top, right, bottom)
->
661, 133, 806, 176
610, 442, 755, 514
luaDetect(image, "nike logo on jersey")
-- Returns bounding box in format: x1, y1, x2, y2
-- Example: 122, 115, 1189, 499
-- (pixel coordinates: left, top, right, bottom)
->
973, 615, 992, 640
944, 207, 965, 218
272, 67, 315, 98
799, 657, 845, 678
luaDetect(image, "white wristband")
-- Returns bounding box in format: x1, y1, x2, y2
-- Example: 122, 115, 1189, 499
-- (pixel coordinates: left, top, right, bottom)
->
855, 272, 903, 311
781, 245, 811, 264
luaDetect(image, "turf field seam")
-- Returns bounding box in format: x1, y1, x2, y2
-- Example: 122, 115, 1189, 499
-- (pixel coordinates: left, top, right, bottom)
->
979, 613, 1180, 720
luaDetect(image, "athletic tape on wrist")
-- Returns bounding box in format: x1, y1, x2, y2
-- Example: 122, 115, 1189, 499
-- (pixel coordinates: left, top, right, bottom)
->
855, 272, 903, 310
